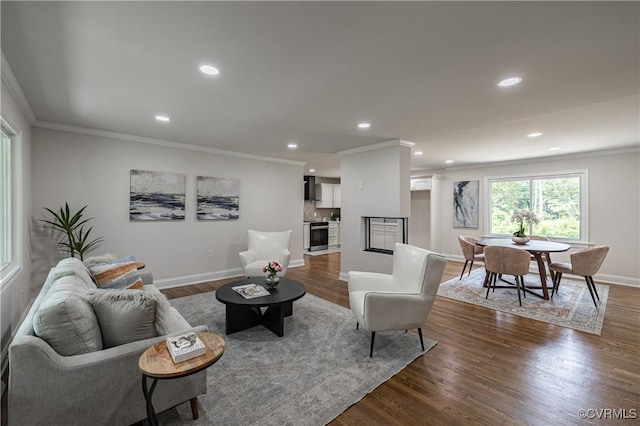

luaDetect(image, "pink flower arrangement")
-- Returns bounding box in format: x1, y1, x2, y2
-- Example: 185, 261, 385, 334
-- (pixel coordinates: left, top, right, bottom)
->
263, 261, 283, 276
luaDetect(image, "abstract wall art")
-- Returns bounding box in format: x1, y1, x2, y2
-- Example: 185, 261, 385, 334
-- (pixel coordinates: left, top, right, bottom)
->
196, 176, 240, 220
453, 180, 479, 228
129, 170, 186, 221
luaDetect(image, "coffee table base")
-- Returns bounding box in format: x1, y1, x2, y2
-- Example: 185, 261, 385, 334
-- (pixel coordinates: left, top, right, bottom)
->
225, 302, 293, 337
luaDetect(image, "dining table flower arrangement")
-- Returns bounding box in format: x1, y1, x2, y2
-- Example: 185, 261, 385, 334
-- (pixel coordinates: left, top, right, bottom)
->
511, 209, 540, 244
263, 260, 283, 288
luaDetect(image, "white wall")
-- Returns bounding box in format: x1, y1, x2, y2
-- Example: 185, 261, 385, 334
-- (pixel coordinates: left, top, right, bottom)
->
0, 79, 32, 370
428, 150, 640, 285
31, 127, 305, 288
340, 142, 411, 276
410, 190, 430, 249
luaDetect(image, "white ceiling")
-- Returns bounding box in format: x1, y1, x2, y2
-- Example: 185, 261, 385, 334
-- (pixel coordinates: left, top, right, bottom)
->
2, 1, 638, 177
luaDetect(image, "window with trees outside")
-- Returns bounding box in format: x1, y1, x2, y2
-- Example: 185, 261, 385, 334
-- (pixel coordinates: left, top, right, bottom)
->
487, 171, 587, 241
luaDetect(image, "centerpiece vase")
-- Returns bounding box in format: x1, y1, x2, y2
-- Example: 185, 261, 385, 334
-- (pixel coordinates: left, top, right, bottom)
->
512, 235, 530, 245
264, 273, 280, 290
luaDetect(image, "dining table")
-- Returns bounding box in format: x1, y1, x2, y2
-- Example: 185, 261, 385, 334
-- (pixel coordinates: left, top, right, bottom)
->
476, 238, 571, 300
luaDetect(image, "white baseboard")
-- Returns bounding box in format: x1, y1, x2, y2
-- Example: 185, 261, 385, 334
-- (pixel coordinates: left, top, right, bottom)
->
154, 258, 306, 290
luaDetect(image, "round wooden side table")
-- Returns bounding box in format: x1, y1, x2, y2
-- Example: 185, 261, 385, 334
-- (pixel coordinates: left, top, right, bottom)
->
138, 331, 225, 425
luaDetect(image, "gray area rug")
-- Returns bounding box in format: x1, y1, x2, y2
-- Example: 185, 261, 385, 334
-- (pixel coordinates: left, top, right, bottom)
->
438, 268, 608, 335
159, 291, 437, 425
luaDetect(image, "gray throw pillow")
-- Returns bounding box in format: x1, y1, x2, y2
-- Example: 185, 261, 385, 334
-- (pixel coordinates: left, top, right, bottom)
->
88, 290, 159, 348
33, 277, 103, 356
143, 285, 191, 335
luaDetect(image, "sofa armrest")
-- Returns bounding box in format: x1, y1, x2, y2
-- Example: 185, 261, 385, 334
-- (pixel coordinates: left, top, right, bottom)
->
279, 250, 291, 275
348, 271, 393, 293
138, 269, 153, 285
9, 325, 208, 426
362, 293, 427, 331
239, 250, 252, 269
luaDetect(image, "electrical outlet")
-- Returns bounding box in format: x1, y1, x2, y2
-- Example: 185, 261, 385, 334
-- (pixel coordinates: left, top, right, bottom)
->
207, 249, 213, 258
359, 181, 365, 190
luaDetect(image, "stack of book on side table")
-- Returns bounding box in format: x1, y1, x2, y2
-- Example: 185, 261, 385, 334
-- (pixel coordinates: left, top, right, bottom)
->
166, 332, 206, 363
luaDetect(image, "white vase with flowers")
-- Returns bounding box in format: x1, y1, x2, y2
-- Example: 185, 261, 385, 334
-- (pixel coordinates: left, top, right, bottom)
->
510, 209, 540, 244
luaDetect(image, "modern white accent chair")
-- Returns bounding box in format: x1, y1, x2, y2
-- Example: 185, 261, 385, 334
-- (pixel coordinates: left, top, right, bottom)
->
239, 230, 292, 278
348, 243, 447, 357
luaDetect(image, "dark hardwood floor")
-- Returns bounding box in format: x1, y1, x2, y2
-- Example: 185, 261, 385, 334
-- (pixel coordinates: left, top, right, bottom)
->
162, 253, 640, 426
2, 253, 638, 426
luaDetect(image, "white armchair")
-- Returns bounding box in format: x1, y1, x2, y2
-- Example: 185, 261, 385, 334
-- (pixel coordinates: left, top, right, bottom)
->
239, 230, 292, 278
348, 243, 447, 357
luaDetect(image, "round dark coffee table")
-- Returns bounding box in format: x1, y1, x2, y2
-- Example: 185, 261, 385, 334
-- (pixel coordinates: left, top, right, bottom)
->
216, 278, 306, 337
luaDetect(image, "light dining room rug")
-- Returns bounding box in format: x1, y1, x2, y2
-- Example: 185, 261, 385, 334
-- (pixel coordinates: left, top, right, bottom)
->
158, 291, 437, 425
437, 268, 609, 335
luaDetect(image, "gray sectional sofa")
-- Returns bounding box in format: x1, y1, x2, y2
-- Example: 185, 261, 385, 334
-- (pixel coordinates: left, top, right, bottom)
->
8, 257, 208, 426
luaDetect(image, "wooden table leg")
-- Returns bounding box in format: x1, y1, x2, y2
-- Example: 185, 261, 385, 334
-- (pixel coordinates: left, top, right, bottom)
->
545, 252, 555, 283
534, 253, 550, 300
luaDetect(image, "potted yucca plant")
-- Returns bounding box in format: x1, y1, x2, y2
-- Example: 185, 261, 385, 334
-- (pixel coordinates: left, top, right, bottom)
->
40, 202, 104, 260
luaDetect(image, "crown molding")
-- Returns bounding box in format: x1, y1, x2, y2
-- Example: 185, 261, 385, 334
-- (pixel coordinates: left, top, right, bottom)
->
413, 146, 640, 174
34, 120, 307, 166
337, 139, 414, 157
1, 50, 37, 124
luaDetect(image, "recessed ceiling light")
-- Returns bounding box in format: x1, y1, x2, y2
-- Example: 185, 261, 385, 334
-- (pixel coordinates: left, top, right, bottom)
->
497, 77, 522, 87
414, 151, 423, 156
445, 160, 454, 164
199, 64, 220, 76
549, 147, 560, 151
287, 143, 297, 149
527, 132, 543, 138
309, 169, 316, 173
357, 122, 371, 129
155, 115, 170, 122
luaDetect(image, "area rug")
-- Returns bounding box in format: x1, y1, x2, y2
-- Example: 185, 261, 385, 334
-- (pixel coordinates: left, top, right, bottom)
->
159, 291, 437, 425
437, 268, 608, 335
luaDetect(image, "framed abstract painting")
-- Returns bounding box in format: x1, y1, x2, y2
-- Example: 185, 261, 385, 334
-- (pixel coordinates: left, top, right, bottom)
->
453, 180, 479, 228
129, 170, 186, 221
196, 176, 240, 220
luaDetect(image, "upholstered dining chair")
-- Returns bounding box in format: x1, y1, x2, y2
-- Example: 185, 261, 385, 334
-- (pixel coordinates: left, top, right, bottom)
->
458, 235, 485, 279
484, 245, 531, 306
239, 230, 292, 278
347, 243, 447, 357
549, 246, 610, 307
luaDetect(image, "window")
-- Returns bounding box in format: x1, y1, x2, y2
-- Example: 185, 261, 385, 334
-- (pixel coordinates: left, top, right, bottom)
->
0, 117, 18, 285
0, 126, 11, 271
364, 217, 408, 254
486, 171, 587, 241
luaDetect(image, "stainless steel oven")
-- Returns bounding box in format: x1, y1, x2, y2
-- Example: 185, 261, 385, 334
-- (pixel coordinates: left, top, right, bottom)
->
309, 221, 329, 251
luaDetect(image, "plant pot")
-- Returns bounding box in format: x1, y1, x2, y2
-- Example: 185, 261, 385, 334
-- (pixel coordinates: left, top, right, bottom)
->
511, 235, 530, 245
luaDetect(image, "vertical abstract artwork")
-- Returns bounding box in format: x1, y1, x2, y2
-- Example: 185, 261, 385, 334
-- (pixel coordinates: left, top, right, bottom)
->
197, 176, 240, 220
130, 170, 186, 221
453, 180, 479, 228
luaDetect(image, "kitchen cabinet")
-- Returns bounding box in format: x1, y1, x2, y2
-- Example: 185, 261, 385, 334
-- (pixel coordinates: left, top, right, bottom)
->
316, 183, 341, 208
328, 222, 341, 247
370, 219, 402, 251
303, 223, 310, 250
410, 178, 432, 191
